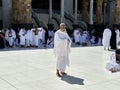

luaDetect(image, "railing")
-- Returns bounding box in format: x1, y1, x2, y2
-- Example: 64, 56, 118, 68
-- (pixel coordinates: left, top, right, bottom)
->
64, 12, 74, 23
32, 11, 47, 29
52, 13, 60, 25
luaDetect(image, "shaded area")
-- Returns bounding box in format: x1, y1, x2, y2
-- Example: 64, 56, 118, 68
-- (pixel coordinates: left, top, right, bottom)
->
61, 75, 84, 85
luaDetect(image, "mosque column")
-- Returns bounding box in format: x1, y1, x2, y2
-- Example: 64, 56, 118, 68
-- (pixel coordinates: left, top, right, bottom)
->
2, 0, 12, 28
73, 0, 78, 30
96, 0, 103, 25
89, 0, 94, 25
48, 0, 54, 30
82, 0, 88, 23
88, 0, 94, 31
12, 0, 33, 29
74, 0, 78, 24
114, 0, 120, 26
61, 0, 65, 23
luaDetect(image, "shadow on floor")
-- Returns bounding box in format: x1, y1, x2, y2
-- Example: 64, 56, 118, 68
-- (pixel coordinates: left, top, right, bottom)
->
61, 75, 84, 85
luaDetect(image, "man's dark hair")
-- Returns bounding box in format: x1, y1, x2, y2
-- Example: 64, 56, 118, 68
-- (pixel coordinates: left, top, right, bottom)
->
116, 49, 120, 54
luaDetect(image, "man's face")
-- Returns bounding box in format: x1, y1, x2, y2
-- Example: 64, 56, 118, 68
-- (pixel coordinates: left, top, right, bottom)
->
116, 54, 120, 64
60, 24, 66, 31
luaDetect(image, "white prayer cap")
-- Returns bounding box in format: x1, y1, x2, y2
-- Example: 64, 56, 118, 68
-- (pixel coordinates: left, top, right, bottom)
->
60, 23, 66, 26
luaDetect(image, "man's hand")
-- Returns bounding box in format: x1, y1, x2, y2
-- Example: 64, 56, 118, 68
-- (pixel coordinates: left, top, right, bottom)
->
110, 68, 117, 73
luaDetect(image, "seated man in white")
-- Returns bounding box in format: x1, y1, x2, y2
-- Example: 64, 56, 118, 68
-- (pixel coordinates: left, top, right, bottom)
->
106, 49, 120, 73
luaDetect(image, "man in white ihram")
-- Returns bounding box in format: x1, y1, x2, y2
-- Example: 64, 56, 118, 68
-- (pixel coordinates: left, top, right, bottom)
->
102, 27, 111, 50
5, 28, 16, 47
106, 49, 120, 73
54, 23, 71, 77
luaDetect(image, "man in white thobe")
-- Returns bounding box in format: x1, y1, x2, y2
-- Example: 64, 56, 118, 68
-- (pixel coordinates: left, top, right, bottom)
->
25, 28, 31, 47
80, 31, 88, 46
54, 23, 71, 77
32, 27, 42, 48
47, 29, 54, 48
114, 27, 120, 48
19, 28, 26, 47
5, 28, 16, 47
102, 28, 112, 50
73, 28, 80, 45
30, 28, 35, 47
106, 49, 120, 73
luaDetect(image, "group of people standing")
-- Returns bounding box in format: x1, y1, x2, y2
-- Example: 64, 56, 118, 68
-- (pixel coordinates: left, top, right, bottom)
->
102, 26, 120, 50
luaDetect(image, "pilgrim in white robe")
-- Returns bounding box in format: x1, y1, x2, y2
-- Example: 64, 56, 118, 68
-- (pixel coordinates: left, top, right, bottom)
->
73, 29, 80, 43
54, 30, 71, 72
30, 28, 35, 46
41, 28, 46, 44
38, 28, 43, 46
47, 30, 54, 48
5, 29, 16, 47
19, 29, 26, 46
25, 29, 31, 47
90, 36, 95, 44
33, 29, 39, 47
48, 30, 54, 39
115, 29, 120, 47
106, 53, 120, 72
102, 28, 112, 49
80, 32, 88, 46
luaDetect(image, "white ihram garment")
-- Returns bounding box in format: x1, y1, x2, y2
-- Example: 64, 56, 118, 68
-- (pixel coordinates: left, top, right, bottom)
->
54, 30, 71, 72
102, 28, 111, 49
19, 29, 26, 46
5, 29, 16, 46
106, 53, 120, 71
74, 29, 80, 43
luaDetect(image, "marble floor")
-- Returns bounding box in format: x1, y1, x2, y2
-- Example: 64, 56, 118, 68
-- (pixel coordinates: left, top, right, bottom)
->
0, 46, 119, 90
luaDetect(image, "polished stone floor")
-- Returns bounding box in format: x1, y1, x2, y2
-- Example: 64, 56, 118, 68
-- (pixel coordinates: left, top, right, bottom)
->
0, 46, 119, 90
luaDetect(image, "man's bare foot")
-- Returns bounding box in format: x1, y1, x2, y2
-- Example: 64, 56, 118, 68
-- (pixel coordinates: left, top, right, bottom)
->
110, 68, 117, 73
56, 69, 62, 77
56, 73, 62, 77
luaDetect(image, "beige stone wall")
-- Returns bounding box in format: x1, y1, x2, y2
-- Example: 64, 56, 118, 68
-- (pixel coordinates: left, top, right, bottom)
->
114, 0, 120, 24
96, 0, 103, 25
82, 0, 88, 23
12, 0, 32, 24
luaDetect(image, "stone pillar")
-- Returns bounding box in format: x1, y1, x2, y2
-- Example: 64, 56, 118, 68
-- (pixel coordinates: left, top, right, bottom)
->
89, 0, 94, 25
2, 0, 12, 28
48, 0, 54, 29
64, 0, 73, 14
61, 0, 65, 23
114, 0, 120, 25
103, 0, 107, 25
82, 0, 88, 23
88, 0, 94, 32
106, 0, 116, 28
73, 0, 78, 29
48, 0, 53, 24
74, 0, 78, 24
96, 0, 103, 25
12, 0, 32, 29
49, 0, 52, 19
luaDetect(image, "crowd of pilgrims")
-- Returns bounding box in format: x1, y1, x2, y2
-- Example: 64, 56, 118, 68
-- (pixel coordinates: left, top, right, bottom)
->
0, 25, 119, 49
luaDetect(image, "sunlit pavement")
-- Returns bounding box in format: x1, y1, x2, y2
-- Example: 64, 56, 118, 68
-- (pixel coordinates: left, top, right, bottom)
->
0, 46, 119, 90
